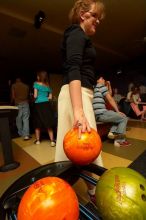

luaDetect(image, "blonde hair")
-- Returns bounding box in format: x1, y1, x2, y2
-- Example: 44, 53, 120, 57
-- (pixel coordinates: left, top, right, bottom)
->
69, 0, 105, 24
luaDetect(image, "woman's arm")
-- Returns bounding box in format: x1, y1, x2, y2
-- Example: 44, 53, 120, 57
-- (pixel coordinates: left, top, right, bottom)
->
34, 88, 38, 99
69, 80, 91, 135
66, 28, 91, 134
48, 93, 52, 100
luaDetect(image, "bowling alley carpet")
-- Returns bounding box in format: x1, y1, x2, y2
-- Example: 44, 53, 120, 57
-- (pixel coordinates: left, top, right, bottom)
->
102, 119, 146, 161
0, 119, 146, 202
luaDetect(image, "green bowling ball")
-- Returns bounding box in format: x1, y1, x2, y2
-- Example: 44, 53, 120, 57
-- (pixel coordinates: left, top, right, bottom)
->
95, 167, 146, 220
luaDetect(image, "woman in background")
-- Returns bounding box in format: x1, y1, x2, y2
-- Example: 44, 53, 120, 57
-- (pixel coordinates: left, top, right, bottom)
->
130, 86, 146, 120
33, 70, 56, 146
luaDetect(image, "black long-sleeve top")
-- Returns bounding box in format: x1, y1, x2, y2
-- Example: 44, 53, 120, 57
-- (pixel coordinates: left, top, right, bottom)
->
61, 24, 97, 90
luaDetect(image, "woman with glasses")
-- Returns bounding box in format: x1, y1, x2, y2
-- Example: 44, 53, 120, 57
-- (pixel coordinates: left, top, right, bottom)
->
55, 0, 105, 204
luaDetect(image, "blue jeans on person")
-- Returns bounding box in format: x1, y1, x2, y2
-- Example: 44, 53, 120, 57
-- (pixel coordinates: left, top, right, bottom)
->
16, 102, 30, 137
96, 110, 128, 141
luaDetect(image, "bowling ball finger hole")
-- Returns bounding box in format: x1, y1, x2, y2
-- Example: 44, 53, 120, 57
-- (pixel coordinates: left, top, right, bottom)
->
141, 194, 146, 201
140, 184, 145, 191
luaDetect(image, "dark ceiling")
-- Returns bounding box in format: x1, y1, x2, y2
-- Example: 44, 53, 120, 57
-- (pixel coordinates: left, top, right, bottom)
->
0, 0, 146, 78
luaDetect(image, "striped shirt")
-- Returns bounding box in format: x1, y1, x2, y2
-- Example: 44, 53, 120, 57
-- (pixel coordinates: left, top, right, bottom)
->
93, 83, 108, 117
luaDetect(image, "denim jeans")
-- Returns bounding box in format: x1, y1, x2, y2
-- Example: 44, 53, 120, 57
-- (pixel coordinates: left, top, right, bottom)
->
16, 102, 30, 137
96, 110, 128, 138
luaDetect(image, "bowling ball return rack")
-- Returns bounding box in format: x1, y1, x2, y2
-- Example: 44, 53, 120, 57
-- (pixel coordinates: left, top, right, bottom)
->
0, 161, 107, 220
1, 148, 146, 220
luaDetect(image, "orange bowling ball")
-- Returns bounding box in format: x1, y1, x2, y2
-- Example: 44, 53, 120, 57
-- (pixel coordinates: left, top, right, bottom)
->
63, 128, 102, 165
17, 177, 79, 220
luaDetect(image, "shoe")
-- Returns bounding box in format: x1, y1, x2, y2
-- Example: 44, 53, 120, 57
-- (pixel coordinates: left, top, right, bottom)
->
87, 192, 96, 206
108, 132, 125, 140
114, 140, 131, 147
50, 141, 56, 147
24, 136, 30, 141
108, 132, 117, 139
34, 140, 40, 145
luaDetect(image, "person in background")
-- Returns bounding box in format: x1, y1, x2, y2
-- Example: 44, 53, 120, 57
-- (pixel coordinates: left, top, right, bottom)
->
11, 77, 31, 140
128, 82, 135, 92
93, 76, 131, 147
113, 87, 122, 104
139, 82, 146, 102
33, 70, 56, 146
126, 85, 134, 102
130, 86, 146, 120
55, 0, 105, 204
139, 82, 146, 95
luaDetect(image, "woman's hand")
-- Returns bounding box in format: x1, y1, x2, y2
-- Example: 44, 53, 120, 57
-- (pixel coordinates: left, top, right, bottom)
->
73, 110, 91, 138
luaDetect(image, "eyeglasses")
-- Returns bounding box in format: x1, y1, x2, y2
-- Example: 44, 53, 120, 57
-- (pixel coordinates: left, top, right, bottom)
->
88, 11, 101, 21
